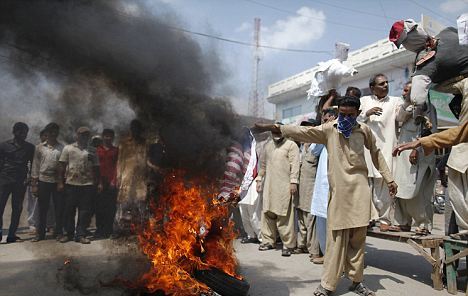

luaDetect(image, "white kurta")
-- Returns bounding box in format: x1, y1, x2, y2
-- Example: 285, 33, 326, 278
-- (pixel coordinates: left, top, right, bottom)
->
239, 185, 262, 238
393, 103, 436, 229
358, 95, 403, 178
394, 104, 436, 200
358, 94, 403, 223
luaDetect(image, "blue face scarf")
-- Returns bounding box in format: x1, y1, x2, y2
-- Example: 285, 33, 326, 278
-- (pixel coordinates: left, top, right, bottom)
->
337, 113, 357, 139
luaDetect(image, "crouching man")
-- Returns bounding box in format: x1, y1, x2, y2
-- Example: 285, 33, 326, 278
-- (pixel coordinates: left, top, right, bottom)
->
254, 96, 397, 296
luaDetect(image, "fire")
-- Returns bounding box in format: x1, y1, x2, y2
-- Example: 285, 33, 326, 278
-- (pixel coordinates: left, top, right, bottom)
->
137, 170, 240, 295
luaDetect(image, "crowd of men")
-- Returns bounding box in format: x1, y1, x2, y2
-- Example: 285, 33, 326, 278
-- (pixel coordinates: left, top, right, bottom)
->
232, 18, 467, 295
0, 119, 165, 244
0, 17, 466, 296
235, 74, 433, 251
228, 74, 456, 296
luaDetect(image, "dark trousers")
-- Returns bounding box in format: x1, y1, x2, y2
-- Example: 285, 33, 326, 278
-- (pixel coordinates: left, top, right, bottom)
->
95, 187, 117, 236
64, 185, 94, 239
37, 181, 64, 238
0, 181, 27, 239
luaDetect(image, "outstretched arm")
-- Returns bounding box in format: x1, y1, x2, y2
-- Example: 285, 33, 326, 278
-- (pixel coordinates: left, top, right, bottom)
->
254, 123, 327, 145
393, 121, 468, 156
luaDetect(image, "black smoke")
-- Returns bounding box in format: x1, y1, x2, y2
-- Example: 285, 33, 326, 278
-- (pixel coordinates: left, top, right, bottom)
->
0, 0, 240, 175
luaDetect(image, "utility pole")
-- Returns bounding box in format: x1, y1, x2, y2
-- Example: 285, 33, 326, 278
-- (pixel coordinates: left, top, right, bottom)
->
248, 18, 263, 118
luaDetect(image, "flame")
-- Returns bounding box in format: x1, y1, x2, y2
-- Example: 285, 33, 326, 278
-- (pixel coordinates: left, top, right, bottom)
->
137, 170, 239, 295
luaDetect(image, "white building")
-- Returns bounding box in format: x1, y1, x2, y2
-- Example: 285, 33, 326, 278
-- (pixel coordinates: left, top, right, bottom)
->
266, 15, 457, 127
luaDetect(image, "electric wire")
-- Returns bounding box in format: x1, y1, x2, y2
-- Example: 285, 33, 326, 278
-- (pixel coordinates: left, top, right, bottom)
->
241, 0, 387, 32
378, 0, 391, 30
407, 0, 457, 26
113, 8, 334, 54
306, 0, 399, 20
163, 24, 332, 54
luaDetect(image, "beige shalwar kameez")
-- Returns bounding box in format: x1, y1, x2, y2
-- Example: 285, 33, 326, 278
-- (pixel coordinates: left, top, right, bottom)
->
257, 138, 300, 249
298, 143, 320, 255
281, 121, 393, 291
116, 137, 148, 203
358, 95, 403, 224
435, 78, 468, 230
115, 137, 149, 229
393, 103, 436, 230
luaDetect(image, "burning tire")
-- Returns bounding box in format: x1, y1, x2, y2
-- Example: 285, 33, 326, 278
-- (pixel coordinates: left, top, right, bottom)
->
194, 268, 250, 296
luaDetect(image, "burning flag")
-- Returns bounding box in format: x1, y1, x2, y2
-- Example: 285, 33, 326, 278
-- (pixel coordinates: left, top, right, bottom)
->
136, 171, 249, 296
218, 128, 257, 202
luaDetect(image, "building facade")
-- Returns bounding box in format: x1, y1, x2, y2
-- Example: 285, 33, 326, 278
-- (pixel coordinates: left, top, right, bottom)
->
266, 16, 457, 127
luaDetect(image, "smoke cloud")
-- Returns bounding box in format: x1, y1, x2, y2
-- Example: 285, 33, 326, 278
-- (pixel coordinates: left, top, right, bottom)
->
0, 0, 239, 174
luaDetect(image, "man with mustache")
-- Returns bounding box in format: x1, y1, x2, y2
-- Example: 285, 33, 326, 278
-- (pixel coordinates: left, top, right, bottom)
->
357, 74, 403, 232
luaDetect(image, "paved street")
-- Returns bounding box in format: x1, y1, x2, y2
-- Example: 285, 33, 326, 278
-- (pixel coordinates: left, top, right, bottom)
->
0, 197, 466, 296
236, 235, 464, 296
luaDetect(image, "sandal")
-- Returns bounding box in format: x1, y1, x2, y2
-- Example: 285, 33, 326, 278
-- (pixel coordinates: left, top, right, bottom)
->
414, 227, 430, 236
388, 225, 411, 232
282, 248, 292, 257
258, 243, 275, 251
313, 284, 332, 296
292, 246, 308, 254
349, 282, 375, 296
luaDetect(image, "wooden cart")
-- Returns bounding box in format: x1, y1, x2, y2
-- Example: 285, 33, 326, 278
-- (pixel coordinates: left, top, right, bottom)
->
367, 227, 445, 291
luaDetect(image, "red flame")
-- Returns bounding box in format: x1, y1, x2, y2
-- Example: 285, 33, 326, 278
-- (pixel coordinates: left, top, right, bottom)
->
137, 170, 239, 295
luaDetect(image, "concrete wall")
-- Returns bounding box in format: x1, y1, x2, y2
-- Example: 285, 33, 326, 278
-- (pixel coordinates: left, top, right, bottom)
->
275, 95, 316, 123
338, 63, 413, 98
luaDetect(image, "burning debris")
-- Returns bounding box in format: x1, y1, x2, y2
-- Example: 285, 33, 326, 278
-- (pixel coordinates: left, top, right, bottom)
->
136, 171, 249, 296
0, 1, 248, 295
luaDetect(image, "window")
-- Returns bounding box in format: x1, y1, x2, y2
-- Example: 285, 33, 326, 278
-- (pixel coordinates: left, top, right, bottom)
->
361, 88, 371, 96
282, 105, 302, 119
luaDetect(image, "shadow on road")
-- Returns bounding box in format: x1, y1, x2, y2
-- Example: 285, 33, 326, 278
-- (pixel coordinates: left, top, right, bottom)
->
0, 250, 147, 296
331, 273, 404, 296
239, 260, 320, 295
365, 242, 434, 286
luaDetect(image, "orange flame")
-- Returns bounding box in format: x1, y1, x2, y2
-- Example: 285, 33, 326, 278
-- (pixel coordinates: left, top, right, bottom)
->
137, 170, 239, 295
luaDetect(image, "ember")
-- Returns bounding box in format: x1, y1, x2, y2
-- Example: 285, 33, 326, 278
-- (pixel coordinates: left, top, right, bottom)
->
137, 170, 242, 296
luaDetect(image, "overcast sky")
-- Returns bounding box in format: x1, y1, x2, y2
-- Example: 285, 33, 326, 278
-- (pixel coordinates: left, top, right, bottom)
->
148, 0, 467, 117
